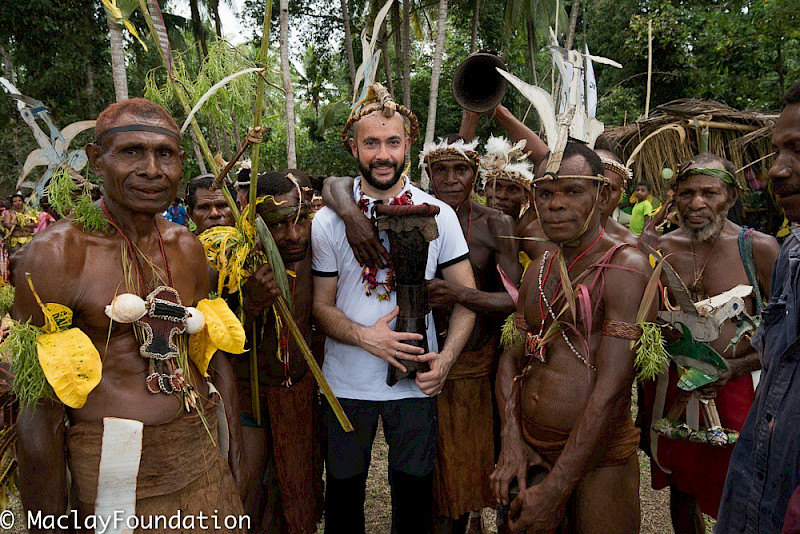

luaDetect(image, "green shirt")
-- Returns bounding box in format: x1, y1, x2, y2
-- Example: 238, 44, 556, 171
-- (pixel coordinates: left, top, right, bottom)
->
629, 199, 653, 235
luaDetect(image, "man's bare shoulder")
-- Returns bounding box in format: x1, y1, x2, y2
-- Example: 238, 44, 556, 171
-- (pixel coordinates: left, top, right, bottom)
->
657, 227, 689, 253
159, 218, 207, 265
604, 244, 652, 287
750, 229, 780, 266
14, 219, 89, 271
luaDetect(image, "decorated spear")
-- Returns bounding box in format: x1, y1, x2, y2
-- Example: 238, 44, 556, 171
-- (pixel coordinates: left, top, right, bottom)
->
137, 0, 352, 431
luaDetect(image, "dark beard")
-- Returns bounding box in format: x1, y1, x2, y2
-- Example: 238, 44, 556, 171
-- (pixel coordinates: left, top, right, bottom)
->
358, 159, 404, 191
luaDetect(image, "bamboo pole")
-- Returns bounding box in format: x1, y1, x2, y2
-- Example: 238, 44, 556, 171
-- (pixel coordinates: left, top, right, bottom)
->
138, 0, 352, 432
645, 19, 652, 118
685, 120, 761, 133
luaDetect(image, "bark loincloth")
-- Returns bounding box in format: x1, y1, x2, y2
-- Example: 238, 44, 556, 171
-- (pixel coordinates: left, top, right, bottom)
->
643, 365, 754, 517
66, 397, 244, 533
433, 340, 497, 519
521, 413, 640, 468
256, 371, 324, 534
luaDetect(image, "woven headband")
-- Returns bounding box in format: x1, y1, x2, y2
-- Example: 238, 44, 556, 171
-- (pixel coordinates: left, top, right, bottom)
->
484, 171, 530, 190
676, 165, 737, 186
96, 124, 181, 144
600, 157, 632, 186
424, 148, 481, 168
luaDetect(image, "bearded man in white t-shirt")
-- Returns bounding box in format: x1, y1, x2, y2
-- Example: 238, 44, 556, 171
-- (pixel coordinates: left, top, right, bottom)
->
312, 85, 477, 534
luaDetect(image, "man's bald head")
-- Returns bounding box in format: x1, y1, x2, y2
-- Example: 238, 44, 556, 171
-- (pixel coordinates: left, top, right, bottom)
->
94, 98, 180, 144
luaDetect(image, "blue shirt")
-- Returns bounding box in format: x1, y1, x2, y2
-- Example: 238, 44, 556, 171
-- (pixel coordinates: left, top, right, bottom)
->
716, 230, 800, 533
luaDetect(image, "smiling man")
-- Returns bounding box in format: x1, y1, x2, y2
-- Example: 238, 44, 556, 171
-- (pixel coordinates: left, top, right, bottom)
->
716, 81, 800, 534
12, 98, 245, 533
640, 153, 779, 533
492, 142, 653, 533
313, 86, 476, 533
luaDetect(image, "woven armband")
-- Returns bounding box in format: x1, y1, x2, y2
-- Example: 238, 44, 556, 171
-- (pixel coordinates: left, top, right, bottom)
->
601, 319, 642, 340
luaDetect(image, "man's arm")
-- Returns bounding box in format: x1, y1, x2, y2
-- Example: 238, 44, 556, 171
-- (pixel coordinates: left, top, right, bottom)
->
312, 275, 425, 371
188, 234, 246, 494
3, 210, 14, 230
11, 234, 72, 531
752, 232, 780, 298
458, 110, 481, 142
491, 104, 550, 165
321, 176, 389, 268
509, 248, 653, 532
415, 258, 476, 395
427, 212, 520, 317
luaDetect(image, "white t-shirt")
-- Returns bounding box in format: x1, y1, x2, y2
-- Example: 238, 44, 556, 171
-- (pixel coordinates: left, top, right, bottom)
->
311, 178, 469, 401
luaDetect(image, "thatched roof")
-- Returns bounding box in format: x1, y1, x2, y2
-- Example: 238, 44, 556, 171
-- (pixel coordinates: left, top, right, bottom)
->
599, 99, 776, 197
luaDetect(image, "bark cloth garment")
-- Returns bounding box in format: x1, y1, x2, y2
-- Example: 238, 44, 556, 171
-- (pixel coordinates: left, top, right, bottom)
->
237, 371, 324, 533
66, 396, 245, 533
642, 367, 754, 517
433, 338, 497, 519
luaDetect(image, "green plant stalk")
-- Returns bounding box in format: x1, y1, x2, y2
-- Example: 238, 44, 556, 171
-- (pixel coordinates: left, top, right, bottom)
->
275, 297, 353, 432
250, 323, 262, 425
248, 0, 274, 228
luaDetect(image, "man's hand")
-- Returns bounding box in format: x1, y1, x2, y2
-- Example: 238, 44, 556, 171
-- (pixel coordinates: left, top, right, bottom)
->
359, 306, 425, 370
242, 263, 282, 315
414, 349, 457, 396
491, 434, 552, 505
342, 211, 391, 269
427, 278, 463, 309
508, 480, 568, 533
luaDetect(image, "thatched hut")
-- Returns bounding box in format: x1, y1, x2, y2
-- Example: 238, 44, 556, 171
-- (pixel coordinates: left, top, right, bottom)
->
600, 99, 776, 198
599, 99, 783, 234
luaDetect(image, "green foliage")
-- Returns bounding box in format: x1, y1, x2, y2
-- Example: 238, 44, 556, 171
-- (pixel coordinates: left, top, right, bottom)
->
44, 167, 107, 232
634, 322, 669, 382
3, 320, 53, 407
0, 285, 14, 317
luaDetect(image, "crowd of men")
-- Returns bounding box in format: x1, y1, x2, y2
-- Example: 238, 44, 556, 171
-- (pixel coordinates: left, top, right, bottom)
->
4, 73, 800, 534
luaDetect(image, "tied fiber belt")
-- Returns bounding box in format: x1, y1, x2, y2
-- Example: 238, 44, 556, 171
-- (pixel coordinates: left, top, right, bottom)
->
446, 338, 499, 380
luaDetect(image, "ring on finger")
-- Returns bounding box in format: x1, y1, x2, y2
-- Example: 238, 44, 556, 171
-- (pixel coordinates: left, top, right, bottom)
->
395, 350, 399, 358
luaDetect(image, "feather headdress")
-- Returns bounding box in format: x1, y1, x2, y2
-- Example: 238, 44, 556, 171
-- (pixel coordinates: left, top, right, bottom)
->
341, 0, 418, 153
495, 33, 622, 184
418, 137, 480, 188
479, 136, 533, 189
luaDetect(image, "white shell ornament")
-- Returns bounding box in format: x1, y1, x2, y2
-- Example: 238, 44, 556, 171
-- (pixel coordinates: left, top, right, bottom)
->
185, 307, 206, 335
105, 293, 147, 323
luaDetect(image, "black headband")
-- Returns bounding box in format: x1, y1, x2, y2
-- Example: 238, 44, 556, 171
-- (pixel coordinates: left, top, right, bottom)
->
95, 124, 181, 144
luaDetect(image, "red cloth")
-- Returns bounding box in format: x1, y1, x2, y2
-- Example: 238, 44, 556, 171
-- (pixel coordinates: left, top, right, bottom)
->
783, 486, 800, 533
642, 364, 755, 517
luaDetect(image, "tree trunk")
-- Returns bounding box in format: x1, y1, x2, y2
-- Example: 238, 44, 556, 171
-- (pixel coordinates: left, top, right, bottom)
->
107, 18, 129, 101
380, 27, 394, 96
279, 0, 297, 168
189, 0, 209, 61
340, 0, 357, 92
0, 43, 14, 83
565, 0, 581, 51
189, 128, 208, 174
424, 0, 448, 169
402, 0, 411, 108
86, 63, 97, 117
777, 42, 785, 96
210, 0, 223, 38
470, 0, 480, 52
392, 1, 403, 84
526, 15, 538, 85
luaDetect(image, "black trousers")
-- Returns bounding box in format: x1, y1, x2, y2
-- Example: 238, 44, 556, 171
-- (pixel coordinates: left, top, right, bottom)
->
322, 396, 438, 534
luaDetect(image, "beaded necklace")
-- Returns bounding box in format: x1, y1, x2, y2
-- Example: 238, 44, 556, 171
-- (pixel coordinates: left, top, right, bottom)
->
526, 228, 605, 371
357, 181, 413, 300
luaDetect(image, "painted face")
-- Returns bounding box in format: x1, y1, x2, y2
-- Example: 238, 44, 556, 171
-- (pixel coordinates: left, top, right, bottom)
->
534, 156, 606, 243
89, 114, 185, 214
258, 191, 311, 264
190, 188, 235, 233
770, 103, 800, 223
429, 158, 476, 209
11, 197, 23, 211
674, 172, 732, 241
484, 178, 528, 219
349, 111, 410, 191
634, 185, 650, 201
